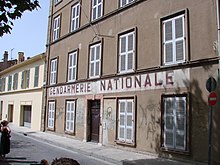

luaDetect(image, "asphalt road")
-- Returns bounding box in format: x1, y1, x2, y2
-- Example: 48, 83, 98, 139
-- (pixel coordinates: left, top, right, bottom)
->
1, 132, 114, 165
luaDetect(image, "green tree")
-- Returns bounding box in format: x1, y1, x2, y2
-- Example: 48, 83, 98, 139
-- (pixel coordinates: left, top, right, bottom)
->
0, 0, 40, 37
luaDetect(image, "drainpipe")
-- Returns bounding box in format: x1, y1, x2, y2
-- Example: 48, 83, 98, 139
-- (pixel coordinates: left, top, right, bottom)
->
216, 0, 220, 79
43, 0, 54, 132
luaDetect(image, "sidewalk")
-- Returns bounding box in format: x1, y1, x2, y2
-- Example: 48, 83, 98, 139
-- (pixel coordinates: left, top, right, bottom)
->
9, 124, 202, 165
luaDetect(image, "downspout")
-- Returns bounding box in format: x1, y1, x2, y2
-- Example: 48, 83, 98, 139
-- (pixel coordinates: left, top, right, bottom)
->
216, 0, 220, 73
43, 0, 54, 132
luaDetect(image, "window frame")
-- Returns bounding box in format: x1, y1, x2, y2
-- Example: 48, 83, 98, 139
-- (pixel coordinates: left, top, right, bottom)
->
118, 29, 136, 74
70, 2, 80, 32
116, 97, 136, 146
89, 42, 102, 78
91, 0, 103, 21
67, 51, 78, 82
54, 0, 62, 5
34, 66, 39, 87
48, 101, 56, 131
50, 58, 58, 85
161, 94, 189, 153
161, 10, 188, 66
13, 73, 18, 90
120, 0, 135, 7
65, 100, 76, 134
7, 75, 12, 91
53, 15, 61, 41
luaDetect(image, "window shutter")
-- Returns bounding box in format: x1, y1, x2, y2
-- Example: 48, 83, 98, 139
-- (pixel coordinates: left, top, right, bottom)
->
164, 98, 174, 148
165, 21, 172, 41
118, 101, 126, 141
126, 100, 133, 143
0, 79, 2, 92
176, 40, 184, 61
165, 43, 173, 63
175, 97, 186, 150
26, 70, 30, 88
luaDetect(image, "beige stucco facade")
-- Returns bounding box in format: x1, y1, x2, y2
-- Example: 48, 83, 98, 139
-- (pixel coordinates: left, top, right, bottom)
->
45, 0, 220, 164
0, 53, 46, 131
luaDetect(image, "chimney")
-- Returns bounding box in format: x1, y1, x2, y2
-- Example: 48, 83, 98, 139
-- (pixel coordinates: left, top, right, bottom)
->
18, 52, 25, 63
3, 51, 8, 62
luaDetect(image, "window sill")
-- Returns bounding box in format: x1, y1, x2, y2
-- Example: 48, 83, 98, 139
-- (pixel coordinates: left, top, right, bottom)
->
65, 131, 75, 136
160, 147, 190, 156
116, 140, 136, 147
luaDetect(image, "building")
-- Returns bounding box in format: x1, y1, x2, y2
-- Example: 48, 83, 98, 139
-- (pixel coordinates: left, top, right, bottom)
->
45, 0, 220, 164
0, 53, 46, 131
0, 51, 17, 72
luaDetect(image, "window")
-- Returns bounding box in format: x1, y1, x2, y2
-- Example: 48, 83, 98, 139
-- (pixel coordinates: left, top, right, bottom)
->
53, 15, 60, 41
48, 101, 56, 130
117, 99, 135, 145
119, 31, 135, 73
65, 100, 76, 133
8, 75, 12, 91
50, 58, 58, 85
21, 70, 30, 89
71, 3, 80, 32
13, 73, 18, 90
54, 0, 61, 5
120, 0, 134, 7
162, 95, 187, 151
89, 43, 101, 78
68, 51, 77, 82
91, 0, 103, 21
0, 77, 5, 92
162, 14, 185, 65
34, 66, 39, 87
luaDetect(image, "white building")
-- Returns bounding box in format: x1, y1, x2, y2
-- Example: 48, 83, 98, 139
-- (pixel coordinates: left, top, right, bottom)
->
0, 52, 46, 131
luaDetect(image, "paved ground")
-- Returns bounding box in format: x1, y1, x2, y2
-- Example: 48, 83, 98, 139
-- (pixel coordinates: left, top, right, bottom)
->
7, 124, 205, 165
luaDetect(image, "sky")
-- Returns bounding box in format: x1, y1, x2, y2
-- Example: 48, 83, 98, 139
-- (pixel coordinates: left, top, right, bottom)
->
0, 0, 50, 61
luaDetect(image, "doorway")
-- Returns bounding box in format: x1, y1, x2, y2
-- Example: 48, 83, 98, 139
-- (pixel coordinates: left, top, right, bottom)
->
88, 100, 100, 143
23, 105, 32, 128
8, 104, 14, 122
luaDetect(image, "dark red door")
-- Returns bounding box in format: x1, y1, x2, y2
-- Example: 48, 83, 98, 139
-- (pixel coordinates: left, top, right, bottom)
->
90, 101, 100, 142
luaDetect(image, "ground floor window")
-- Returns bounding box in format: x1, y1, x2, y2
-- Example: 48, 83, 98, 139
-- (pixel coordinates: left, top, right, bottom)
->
65, 100, 76, 133
162, 95, 188, 151
117, 98, 135, 145
48, 101, 56, 130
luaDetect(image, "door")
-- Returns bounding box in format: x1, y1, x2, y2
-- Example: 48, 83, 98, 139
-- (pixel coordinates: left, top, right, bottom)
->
90, 100, 100, 142
8, 104, 14, 122
23, 105, 32, 128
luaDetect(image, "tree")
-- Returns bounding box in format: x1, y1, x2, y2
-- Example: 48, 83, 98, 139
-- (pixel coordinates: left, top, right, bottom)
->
0, 0, 40, 37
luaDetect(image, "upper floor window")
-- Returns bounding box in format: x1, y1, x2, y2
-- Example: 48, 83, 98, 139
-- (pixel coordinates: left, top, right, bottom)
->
117, 98, 135, 145
54, 0, 61, 5
13, 73, 18, 90
50, 58, 58, 85
0, 78, 5, 92
91, 0, 103, 21
71, 3, 80, 32
65, 100, 76, 133
68, 51, 77, 82
89, 43, 101, 78
162, 95, 188, 151
34, 66, 39, 87
120, 0, 134, 7
21, 70, 30, 89
8, 75, 12, 91
119, 31, 135, 73
53, 15, 61, 41
162, 14, 185, 65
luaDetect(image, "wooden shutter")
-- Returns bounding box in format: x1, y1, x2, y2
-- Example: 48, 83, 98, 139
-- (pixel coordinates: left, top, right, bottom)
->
120, 36, 126, 72
175, 97, 186, 150
126, 100, 134, 143
26, 70, 30, 88
164, 21, 173, 63
164, 97, 174, 148
118, 100, 126, 141
175, 16, 184, 61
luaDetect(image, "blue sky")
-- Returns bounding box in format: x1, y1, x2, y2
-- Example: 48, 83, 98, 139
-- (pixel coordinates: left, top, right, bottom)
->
0, 0, 50, 61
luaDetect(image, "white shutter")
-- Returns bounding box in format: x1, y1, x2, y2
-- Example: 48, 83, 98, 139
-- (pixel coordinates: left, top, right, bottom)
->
118, 100, 126, 141
125, 100, 134, 143
66, 101, 75, 132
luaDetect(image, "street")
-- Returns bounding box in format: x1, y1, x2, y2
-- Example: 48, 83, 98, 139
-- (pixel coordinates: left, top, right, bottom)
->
1, 132, 114, 165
